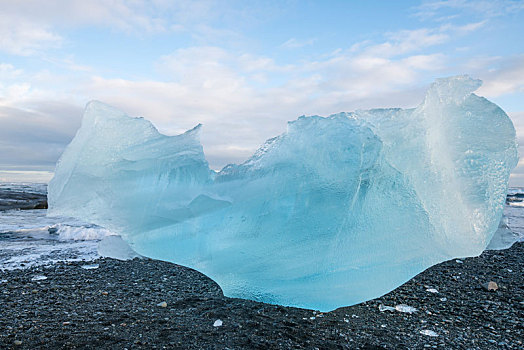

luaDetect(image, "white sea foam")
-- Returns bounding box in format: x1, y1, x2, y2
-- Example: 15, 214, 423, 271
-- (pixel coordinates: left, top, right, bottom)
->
56, 224, 114, 241
0, 197, 119, 270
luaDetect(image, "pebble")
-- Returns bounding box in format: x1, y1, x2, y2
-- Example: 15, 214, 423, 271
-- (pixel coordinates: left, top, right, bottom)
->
213, 319, 223, 327
378, 304, 396, 312
13, 340, 22, 346
420, 330, 439, 337
31, 275, 47, 281
379, 304, 417, 313
157, 301, 167, 308
395, 304, 418, 313
482, 281, 498, 291
81, 264, 100, 270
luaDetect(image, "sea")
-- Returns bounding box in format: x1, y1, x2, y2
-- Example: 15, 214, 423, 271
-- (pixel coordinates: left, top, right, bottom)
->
0, 182, 114, 270
1, 182, 524, 271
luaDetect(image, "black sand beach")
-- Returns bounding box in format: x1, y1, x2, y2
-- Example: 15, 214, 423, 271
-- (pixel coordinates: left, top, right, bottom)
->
0, 242, 522, 349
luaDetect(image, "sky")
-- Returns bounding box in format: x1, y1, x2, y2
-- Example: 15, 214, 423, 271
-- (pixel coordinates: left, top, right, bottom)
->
0, 0, 523, 184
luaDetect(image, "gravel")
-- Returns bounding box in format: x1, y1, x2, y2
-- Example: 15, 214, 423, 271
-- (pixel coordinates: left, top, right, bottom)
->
0, 242, 522, 349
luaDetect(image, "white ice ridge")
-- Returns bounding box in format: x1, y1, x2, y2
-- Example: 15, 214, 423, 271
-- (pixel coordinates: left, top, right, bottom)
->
48, 76, 518, 311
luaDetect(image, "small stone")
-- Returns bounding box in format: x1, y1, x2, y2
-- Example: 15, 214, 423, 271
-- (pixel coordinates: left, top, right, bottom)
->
379, 304, 395, 312
213, 319, 223, 327
31, 275, 47, 281
81, 264, 99, 270
420, 330, 439, 337
482, 281, 498, 291
157, 301, 167, 308
395, 304, 418, 313
14, 340, 22, 346
32, 289, 38, 294
426, 288, 438, 293
63, 322, 71, 326
455, 259, 463, 264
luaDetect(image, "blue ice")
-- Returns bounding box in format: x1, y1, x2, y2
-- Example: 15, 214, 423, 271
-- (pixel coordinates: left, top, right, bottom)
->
48, 76, 518, 311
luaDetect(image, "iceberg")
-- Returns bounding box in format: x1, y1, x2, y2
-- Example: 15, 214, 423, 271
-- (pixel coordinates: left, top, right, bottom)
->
48, 76, 518, 311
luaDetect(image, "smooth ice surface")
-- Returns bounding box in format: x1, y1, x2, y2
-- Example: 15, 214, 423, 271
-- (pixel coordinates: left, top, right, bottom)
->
48, 76, 518, 311
98, 235, 141, 261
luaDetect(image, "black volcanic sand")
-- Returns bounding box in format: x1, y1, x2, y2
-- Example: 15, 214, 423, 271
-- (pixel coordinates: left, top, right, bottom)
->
0, 243, 522, 349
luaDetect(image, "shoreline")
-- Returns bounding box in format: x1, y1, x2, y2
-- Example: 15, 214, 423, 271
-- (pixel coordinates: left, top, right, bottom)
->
1, 242, 522, 349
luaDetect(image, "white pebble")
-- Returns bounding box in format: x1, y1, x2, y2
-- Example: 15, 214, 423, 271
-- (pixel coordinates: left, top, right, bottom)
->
213, 319, 223, 327
378, 304, 395, 312
395, 304, 418, 313
420, 329, 439, 337
31, 275, 47, 281
81, 264, 99, 270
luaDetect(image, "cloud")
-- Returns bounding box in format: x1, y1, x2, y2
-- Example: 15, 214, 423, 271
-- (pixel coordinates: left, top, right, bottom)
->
0, 64, 23, 79
0, 14, 62, 56
476, 55, 524, 97
414, 0, 524, 20
281, 38, 317, 49
372, 29, 449, 56
0, 0, 287, 56
0, 170, 54, 183
354, 21, 485, 58
0, 103, 82, 169
0, 0, 214, 56
0, 0, 169, 33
